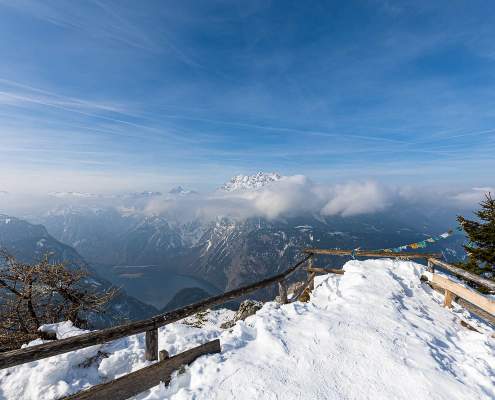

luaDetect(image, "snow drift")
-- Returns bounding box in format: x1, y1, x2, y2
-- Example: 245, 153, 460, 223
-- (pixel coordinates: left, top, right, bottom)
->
0, 259, 493, 399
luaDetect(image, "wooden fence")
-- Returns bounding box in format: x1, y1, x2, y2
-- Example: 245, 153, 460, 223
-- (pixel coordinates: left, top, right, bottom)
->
0, 248, 493, 399
64, 340, 221, 400
0, 253, 313, 370
427, 258, 495, 292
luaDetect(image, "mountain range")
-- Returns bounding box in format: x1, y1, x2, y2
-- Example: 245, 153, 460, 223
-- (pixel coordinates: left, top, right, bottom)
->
1, 172, 468, 313
0, 214, 158, 326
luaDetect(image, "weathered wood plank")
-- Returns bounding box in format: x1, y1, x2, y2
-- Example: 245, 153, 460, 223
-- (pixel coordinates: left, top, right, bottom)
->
145, 329, 158, 361
0, 254, 312, 370
307, 257, 314, 290
431, 274, 495, 316
427, 259, 434, 272
423, 278, 495, 324
443, 290, 454, 308
304, 248, 441, 259
428, 258, 495, 291
63, 339, 221, 400
278, 281, 288, 304
306, 267, 345, 275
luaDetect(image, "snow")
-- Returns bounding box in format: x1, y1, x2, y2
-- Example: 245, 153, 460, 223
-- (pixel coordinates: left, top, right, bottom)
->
219, 172, 282, 192
48, 192, 100, 198
205, 239, 212, 252
1, 260, 493, 400
168, 187, 196, 196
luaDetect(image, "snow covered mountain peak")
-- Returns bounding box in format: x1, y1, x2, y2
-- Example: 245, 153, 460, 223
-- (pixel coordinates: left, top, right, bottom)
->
169, 186, 197, 195
48, 191, 100, 199
220, 172, 282, 192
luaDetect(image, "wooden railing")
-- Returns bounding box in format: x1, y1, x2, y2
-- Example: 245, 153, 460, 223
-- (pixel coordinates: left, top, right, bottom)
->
1, 247, 493, 399
305, 248, 495, 319
427, 273, 495, 316
304, 248, 441, 259
64, 340, 221, 400
0, 254, 312, 370
287, 248, 442, 303
427, 258, 495, 292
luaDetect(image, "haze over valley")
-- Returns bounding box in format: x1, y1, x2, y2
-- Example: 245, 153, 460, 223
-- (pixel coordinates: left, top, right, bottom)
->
0, 172, 477, 312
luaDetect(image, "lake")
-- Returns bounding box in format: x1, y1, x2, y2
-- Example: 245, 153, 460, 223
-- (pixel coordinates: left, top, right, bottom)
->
100, 264, 220, 310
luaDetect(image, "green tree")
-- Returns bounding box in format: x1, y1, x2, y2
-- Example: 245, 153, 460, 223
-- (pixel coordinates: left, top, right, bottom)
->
457, 192, 495, 281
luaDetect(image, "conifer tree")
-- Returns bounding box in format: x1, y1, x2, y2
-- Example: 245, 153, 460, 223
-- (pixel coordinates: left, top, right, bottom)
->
457, 192, 495, 281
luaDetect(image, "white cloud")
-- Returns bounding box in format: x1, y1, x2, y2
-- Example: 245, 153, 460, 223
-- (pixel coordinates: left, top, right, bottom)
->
4, 172, 489, 221
146, 175, 393, 220
450, 187, 494, 207
321, 181, 391, 217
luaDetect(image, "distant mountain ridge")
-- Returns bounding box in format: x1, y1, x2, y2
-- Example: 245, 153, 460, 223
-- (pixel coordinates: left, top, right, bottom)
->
169, 186, 198, 195
0, 214, 157, 326
16, 172, 467, 306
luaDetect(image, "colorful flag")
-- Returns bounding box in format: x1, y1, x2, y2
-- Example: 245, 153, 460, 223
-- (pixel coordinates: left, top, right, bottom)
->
376, 230, 453, 253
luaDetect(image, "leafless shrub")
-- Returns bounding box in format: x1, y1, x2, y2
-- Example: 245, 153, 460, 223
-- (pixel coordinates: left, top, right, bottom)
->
0, 249, 117, 351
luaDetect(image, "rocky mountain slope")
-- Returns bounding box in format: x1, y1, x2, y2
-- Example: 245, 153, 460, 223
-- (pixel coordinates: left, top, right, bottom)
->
27, 173, 466, 304
0, 215, 157, 326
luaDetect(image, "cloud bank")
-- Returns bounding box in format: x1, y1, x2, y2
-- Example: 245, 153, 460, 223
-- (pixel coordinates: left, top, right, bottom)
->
1, 174, 492, 222
145, 175, 393, 220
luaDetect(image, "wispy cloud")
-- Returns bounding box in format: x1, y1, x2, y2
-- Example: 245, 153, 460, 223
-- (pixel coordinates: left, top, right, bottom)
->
0, 1, 493, 194
0, 0, 158, 51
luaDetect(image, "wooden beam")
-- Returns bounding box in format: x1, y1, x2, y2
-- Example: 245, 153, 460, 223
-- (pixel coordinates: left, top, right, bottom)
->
0, 254, 312, 370
278, 281, 288, 304
145, 329, 158, 361
304, 248, 441, 259
307, 257, 314, 291
423, 277, 495, 324
428, 258, 495, 292
306, 267, 345, 275
431, 274, 495, 316
427, 259, 434, 272
443, 290, 454, 308
62, 339, 221, 400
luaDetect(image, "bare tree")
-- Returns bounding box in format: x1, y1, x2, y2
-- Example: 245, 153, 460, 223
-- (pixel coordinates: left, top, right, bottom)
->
0, 250, 117, 351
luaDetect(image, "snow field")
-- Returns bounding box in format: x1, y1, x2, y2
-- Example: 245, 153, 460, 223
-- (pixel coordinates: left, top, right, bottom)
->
0, 259, 493, 399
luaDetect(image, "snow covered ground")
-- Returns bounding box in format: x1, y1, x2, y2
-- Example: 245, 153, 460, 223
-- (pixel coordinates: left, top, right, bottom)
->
0, 259, 494, 400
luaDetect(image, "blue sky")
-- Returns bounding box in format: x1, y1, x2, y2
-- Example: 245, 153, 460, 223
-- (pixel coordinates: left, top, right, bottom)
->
0, 0, 494, 193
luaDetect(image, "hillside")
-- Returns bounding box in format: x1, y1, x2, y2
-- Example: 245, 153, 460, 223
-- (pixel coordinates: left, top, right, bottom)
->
31, 173, 467, 307
0, 259, 492, 399
0, 214, 158, 327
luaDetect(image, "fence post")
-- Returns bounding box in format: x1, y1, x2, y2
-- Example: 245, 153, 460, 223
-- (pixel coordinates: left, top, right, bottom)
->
278, 281, 288, 304
308, 255, 315, 290
145, 329, 158, 361
427, 259, 434, 273
443, 289, 454, 308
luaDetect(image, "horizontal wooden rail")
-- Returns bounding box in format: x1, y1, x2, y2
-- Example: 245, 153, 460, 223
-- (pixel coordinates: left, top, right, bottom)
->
307, 267, 345, 275
428, 258, 495, 292
430, 274, 495, 316
426, 279, 495, 324
0, 254, 312, 370
63, 339, 221, 400
304, 248, 441, 259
